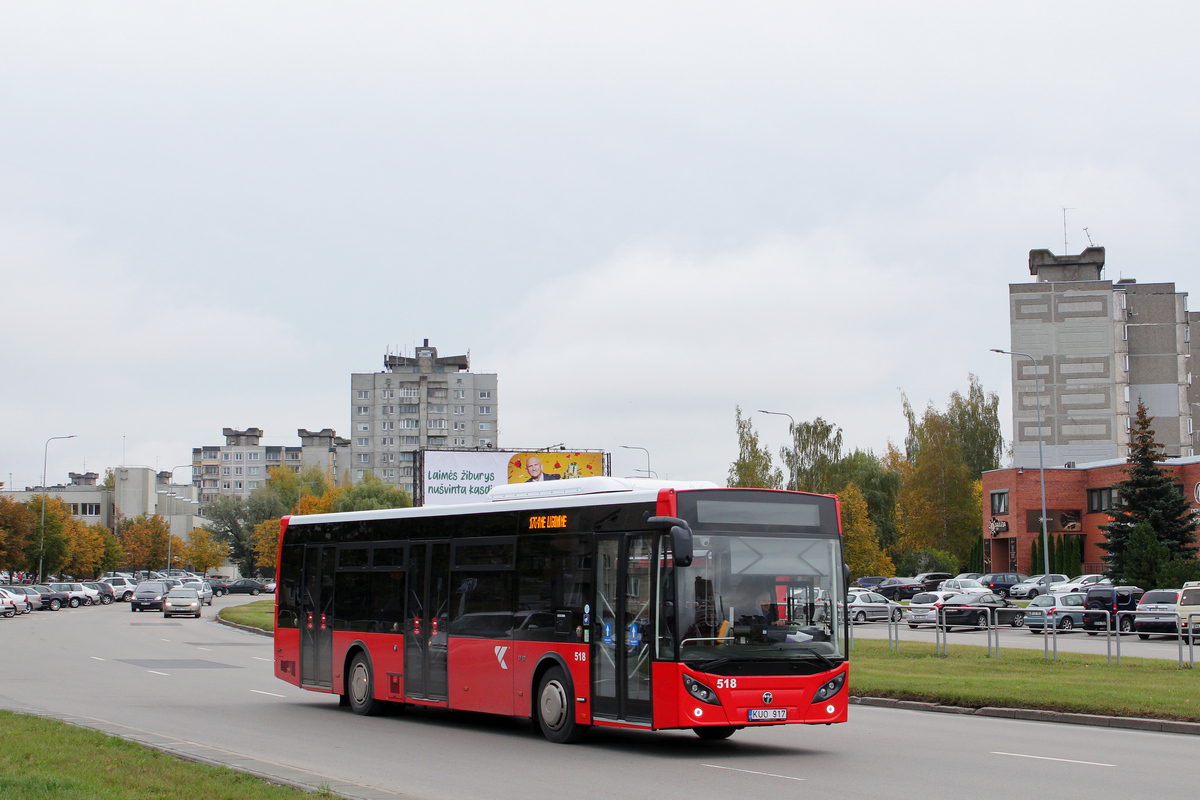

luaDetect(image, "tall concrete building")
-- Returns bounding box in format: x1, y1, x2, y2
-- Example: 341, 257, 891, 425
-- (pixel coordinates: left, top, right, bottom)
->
350, 340, 498, 497
191, 427, 351, 503
1006, 247, 1199, 467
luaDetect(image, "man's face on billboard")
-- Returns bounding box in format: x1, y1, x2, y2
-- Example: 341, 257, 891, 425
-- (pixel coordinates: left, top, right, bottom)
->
527, 456, 543, 479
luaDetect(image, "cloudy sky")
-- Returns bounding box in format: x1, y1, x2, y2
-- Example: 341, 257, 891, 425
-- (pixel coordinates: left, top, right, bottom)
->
3, 2, 1199, 489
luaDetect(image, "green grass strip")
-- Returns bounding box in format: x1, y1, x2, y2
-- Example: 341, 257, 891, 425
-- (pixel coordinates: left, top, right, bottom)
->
218, 599, 276, 632
0, 710, 334, 800
850, 638, 1200, 721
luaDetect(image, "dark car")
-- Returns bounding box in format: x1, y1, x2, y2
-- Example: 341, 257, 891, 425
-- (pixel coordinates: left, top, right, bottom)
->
205, 579, 229, 597
1082, 585, 1144, 634
914, 572, 954, 592
978, 572, 1029, 598
940, 593, 1025, 629
82, 582, 115, 605
29, 585, 69, 611
874, 577, 926, 601
226, 579, 268, 595
854, 576, 887, 589
131, 581, 170, 612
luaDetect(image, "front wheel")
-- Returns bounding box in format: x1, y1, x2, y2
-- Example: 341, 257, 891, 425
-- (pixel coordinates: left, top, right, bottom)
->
2, 609, 13, 618
347, 652, 383, 716
1027, 590, 1039, 599
537, 667, 586, 743
251, 589, 261, 596
1011, 613, 1024, 628
694, 726, 737, 741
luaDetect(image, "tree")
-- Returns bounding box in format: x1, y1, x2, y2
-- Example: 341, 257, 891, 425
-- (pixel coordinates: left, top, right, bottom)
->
0, 496, 36, 575
780, 417, 843, 494
835, 450, 901, 549
1099, 402, 1199, 579
330, 473, 412, 513
264, 465, 336, 514
945, 374, 1003, 476
185, 528, 228, 575
117, 515, 169, 573
63, 520, 108, 577
727, 407, 783, 489
101, 468, 116, 491
1124, 522, 1170, 590
252, 518, 282, 573
839, 483, 895, 579
99, 531, 124, 574
203, 496, 256, 577
25, 497, 73, 579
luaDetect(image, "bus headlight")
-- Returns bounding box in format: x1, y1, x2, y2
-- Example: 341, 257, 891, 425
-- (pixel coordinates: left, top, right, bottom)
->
811, 673, 845, 703
682, 674, 722, 706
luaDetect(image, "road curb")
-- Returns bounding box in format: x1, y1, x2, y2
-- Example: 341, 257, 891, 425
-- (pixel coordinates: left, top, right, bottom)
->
213, 616, 271, 637
850, 695, 1200, 735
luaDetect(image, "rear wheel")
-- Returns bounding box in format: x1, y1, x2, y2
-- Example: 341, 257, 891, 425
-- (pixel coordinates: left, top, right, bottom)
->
69, 597, 80, 608
347, 652, 383, 716
49, 599, 61, 611
854, 611, 866, 623
908, 623, 919, 629
122, 591, 133, 602
101, 595, 113, 605
1027, 590, 1039, 599
251, 589, 261, 596
694, 726, 737, 741
1119, 616, 1133, 634
1138, 633, 1150, 640
537, 667, 586, 743
976, 612, 988, 628
2, 609, 13, 618
891, 608, 902, 622
1058, 616, 1074, 630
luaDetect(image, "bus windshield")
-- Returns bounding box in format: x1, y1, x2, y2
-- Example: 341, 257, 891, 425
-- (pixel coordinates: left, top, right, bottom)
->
673, 533, 844, 667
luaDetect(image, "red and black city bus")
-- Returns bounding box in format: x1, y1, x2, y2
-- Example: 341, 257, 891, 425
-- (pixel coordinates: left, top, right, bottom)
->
274, 477, 849, 742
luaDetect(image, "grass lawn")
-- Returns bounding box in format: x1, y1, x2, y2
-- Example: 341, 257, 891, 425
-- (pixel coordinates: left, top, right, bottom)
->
218, 599, 275, 632
0, 710, 331, 800
850, 638, 1200, 721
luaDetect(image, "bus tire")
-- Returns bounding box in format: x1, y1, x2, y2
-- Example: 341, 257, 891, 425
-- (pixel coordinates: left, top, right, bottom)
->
537, 667, 586, 744
694, 726, 737, 740
347, 652, 383, 716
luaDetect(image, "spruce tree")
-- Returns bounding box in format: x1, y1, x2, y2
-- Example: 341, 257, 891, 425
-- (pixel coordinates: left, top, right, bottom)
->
1099, 402, 1199, 580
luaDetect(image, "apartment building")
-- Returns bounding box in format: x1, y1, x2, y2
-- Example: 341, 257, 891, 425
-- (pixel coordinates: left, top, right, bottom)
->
191, 427, 351, 503
350, 340, 498, 497
1006, 247, 1199, 467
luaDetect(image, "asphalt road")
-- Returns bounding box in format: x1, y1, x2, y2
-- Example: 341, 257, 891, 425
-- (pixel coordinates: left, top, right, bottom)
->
1, 597, 1197, 800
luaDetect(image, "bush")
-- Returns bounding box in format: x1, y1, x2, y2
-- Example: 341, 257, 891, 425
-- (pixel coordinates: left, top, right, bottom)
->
897, 547, 959, 576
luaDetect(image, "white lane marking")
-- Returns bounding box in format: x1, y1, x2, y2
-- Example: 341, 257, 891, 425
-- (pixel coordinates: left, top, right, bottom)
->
249, 689, 286, 698
196, 647, 210, 651
91, 657, 105, 661
703, 764, 805, 782
147, 670, 170, 676
992, 751, 1116, 767
252, 656, 272, 662
161, 639, 170, 642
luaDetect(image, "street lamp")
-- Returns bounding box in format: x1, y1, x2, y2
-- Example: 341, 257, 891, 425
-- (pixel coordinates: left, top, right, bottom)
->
38, 434, 77, 582
619, 446, 651, 481
758, 410, 797, 490
992, 349, 1050, 582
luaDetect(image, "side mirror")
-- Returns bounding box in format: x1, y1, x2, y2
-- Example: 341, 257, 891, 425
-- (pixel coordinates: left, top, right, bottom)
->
670, 525, 693, 567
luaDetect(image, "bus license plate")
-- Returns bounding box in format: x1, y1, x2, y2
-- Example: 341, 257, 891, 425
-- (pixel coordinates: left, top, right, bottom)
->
749, 709, 787, 721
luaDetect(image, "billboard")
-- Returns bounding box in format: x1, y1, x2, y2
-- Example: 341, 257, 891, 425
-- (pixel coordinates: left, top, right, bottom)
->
421, 450, 607, 506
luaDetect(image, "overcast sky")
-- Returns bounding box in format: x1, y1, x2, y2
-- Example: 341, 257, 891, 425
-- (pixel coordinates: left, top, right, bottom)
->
3, 2, 1199, 489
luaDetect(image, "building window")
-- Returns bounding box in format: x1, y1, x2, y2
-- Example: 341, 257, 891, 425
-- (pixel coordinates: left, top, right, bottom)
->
381, 453, 394, 463
81, 503, 100, 516
202, 479, 217, 488
453, 390, 466, 399
357, 438, 369, 447
399, 404, 419, 414
248, 466, 260, 475
234, 481, 243, 490
429, 388, 448, 399
452, 421, 465, 431
222, 466, 231, 475
234, 452, 243, 461
382, 421, 395, 431
248, 452, 260, 461
382, 405, 395, 414
428, 419, 447, 429
384, 469, 395, 479
453, 438, 469, 446
478, 422, 492, 431
234, 467, 243, 475
401, 419, 420, 429
453, 405, 465, 415
400, 436, 419, 445
401, 467, 414, 477
480, 406, 492, 415
989, 491, 1008, 515
356, 470, 365, 480
202, 450, 218, 459
429, 437, 445, 445
267, 451, 281, 461
479, 390, 491, 399
357, 390, 371, 399
223, 453, 230, 461
204, 465, 218, 474
381, 389, 394, 399
479, 439, 492, 447
357, 406, 369, 415
400, 387, 419, 398
429, 404, 446, 413
1123, 324, 1129, 341
250, 480, 262, 489
286, 452, 301, 461
222, 481, 231, 489
1088, 487, 1117, 513
381, 437, 394, 446
357, 423, 370, 432
357, 454, 370, 463
1123, 354, 1129, 372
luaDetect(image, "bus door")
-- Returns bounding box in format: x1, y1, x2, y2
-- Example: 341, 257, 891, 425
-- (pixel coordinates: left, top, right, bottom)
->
405, 541, 450, 701
299, 544, 335, 689
593, 533, 654, 723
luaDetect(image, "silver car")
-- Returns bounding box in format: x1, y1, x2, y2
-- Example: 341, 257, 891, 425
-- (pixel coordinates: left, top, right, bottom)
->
180, 580, 214, 606
163, 588, 203, 618
848, 591, 902, 623
1009, 574, 1070, 599
905, 591, 961, 628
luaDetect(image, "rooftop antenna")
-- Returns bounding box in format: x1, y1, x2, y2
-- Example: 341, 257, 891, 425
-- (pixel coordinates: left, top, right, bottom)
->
1083, 227, 1095, 247
1062, 207, 1076, 254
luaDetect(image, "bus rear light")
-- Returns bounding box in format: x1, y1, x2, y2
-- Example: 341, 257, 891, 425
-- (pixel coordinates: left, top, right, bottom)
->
320, 613, 327, 630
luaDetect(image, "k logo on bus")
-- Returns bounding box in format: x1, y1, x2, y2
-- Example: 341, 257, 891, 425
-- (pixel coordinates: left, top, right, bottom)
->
494, 645, 509, 669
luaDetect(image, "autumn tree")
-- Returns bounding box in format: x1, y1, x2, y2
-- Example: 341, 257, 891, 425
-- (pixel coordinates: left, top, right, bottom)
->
26, 497, 75, 579
330, 473, 412, 513
1099, 402, 1199, 580
840, 483, 895, 579
118, 514, 170, 573
727, 407, 783, 489
0, 496, 36, 575
185, 528, 229, 575
63, 521, 109, 578
252, 518, 283, 574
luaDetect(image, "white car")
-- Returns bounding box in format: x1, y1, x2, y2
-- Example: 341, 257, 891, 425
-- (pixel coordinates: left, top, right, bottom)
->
0, 592, 16, 618
180, 580, 214, 606
1009, 574, 1070, 599
49, 582, 96, 607
848, 592, 902, 623
0, 586, 33, 614
905, 591, 962, 627
1051, 574, 1111, 595
935, 579, 990, 596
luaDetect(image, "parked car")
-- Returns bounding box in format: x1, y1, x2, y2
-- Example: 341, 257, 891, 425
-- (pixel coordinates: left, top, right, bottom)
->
1023, 592, 1087, 630
977, 573, 1028, 598
0, 592, 16, 617
1133, 589, 1181, 639
1082, 585, 1145, 634
952, 573, 983, 581
82, 582, 116, 605
162, 588, 203, 618
263, 581, 277, 593
855, 576, 887, 590
205, 578, 229, 597
847, 592, 902, 623
101, 576, 139, 602
905, 591, 960, 628
179, 580, 213, 606
935, 578, 989, 596
4, 585, 50, 610
1008, 574, 1070, 599
914, 572, 954, 592
29, 585, 69, 611
225, 579, 268, 595
0, 586, 33, 614
1051, 574, 1111, 594
940, 594, 1025, 629
131, 581, 170, 612
873, 577, 925, 601
1178, 581, 1200, 642
49, 582, 94, 608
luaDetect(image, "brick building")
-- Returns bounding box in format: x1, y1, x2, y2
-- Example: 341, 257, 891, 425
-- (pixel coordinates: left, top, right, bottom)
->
981, 456, 1200, 574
